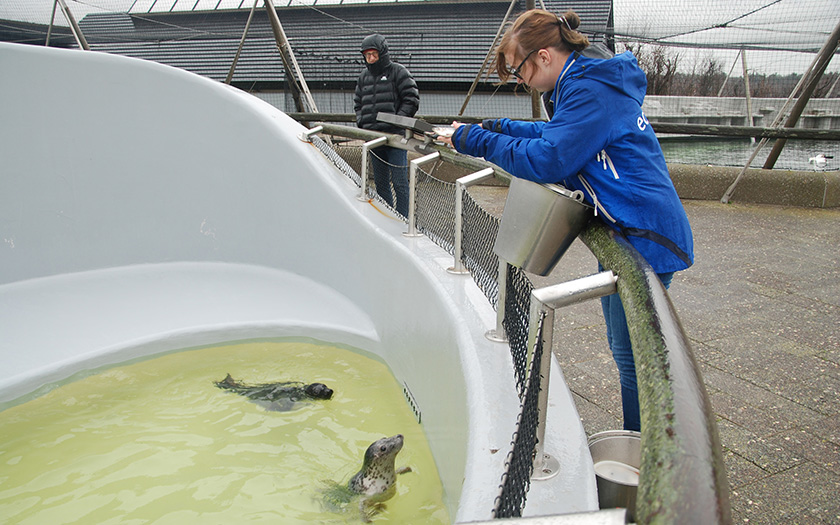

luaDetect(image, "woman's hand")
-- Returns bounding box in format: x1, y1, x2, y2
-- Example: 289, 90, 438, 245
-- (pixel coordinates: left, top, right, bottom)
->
437, 121, 473, 148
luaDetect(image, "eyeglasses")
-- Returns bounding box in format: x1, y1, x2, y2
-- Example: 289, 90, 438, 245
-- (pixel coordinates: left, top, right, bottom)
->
510, 49, 537, 80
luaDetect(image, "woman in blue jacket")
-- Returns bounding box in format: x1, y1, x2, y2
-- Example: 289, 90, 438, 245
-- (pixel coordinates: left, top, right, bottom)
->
444, 9, 694, 432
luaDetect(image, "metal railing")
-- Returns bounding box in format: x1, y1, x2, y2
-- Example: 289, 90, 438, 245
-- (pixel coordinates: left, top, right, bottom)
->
297, 120, 731, 523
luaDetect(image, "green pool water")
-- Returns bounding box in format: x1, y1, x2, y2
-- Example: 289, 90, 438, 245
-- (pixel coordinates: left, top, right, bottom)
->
0, 340, 449, 524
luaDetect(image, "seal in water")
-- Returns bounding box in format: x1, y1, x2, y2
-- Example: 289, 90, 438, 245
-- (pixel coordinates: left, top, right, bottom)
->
214, 374, 333, 412
322, 434, 412, 522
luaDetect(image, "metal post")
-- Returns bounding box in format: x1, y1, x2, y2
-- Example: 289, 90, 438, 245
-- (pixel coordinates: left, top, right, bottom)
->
226, 0, 259, 85
720, 50, 822, 203
296, 125, 323, 143
741, 48, 755, 144
458, 0, 518, 116
45, 0, 58, 47
358, 136, 388, 202
527, 271, 617, 481
56, 0, 90, 51
763, 18, 840, 169
263, 0, 319, 113
404, 152, 440, 237
448, 168, 495, 275
485, 259, 509, 342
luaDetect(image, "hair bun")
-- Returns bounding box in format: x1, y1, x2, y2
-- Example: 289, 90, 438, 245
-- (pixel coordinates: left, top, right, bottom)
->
562, 10, 581, 30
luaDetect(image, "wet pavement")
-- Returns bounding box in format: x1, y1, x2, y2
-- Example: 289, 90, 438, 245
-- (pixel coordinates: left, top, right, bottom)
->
469, 187, 840, 523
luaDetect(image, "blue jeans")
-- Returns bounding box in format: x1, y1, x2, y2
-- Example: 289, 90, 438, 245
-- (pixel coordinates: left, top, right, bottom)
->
371, 146, 409, 217
600, 270, 674, 432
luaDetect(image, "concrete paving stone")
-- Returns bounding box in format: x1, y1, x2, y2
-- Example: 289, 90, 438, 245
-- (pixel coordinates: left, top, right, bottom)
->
560, 363, 623, 417
722, 449, 770, 491
822, 348, 840, 367
699, 362, 829, 429
677, 309, 768, 345
797, 415, 840, 448
715, 419, 803, 474
701, 338, 833, 398
552, 309, 606, 338
775, 371, 840, 418
730, 462, 840, 524
776, 313, 840, 354
571, 392, 622, 436
552, 324, 610, 364
701, 328, 821, 363
689, 340, 730, 366
800, 282, 840, 310
708, 390, 798, 436
765, 428, 840, 476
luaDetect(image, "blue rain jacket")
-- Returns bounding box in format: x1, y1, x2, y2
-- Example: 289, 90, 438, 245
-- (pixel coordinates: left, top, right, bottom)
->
452, 51, 694, 273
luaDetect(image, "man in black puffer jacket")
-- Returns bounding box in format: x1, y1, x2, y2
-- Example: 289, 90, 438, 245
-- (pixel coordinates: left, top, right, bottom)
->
354, 34, 419, 217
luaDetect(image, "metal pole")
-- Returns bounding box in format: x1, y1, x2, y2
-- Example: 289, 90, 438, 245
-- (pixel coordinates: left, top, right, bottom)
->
716, 49, 740, 97
530, 306, 559, 480
763, 18, 840, 169
226, 0, 259, 85
526, 0, 541, 119
448, 168, 495, 275
404, 152, 440, 237
46, 0, 58, 47
486, 259, 509, 342
296, 125, 323, 143
56, 0, 90, 51
741, 48, 755, 144
458, 0, 518, 116
720, 45, 824, 203
527, 271, 618, 480
358, 136, 388, 202
263, 0, 319, 113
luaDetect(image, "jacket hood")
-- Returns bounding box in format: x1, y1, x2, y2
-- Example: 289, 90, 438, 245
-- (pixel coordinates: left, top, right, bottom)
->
361, 34, 391, 75
361, 34, 389, 56
558, 51, 648, 107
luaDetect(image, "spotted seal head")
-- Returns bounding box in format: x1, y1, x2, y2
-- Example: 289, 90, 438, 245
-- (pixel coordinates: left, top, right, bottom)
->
348, 434, 407, 502
321, 435, 411, 522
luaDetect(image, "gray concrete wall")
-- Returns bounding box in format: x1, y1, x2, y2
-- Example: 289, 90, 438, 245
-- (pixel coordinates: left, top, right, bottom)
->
669, 164, 840, 208
646, 96, 840, 130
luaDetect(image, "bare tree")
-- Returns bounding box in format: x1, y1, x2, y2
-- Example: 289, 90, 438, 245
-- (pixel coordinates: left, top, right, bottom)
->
623, 42, 681, 95
695, 54, 724, 96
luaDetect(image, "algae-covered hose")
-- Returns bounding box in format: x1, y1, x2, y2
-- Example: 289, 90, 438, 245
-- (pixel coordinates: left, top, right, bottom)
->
580, 221, 731, 524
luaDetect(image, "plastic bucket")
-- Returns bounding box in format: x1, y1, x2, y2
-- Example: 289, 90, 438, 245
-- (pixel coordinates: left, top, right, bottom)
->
588, 430, 641, 521
493, 177, 592, 276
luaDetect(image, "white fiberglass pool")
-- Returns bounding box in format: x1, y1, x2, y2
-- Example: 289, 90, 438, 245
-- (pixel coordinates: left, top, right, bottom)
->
0, 42, 597, 523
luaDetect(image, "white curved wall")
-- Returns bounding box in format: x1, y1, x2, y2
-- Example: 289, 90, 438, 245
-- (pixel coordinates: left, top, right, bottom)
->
0, 42, 596, 521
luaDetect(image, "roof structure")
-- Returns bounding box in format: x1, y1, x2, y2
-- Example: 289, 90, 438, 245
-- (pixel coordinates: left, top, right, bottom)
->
53, 0, 614, 88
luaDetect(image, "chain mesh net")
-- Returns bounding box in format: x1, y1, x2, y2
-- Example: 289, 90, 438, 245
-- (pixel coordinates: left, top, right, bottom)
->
493, 311, 546, 518
461, 193, 501, 308
503, 264, 536, 395
415, 163, 456, 254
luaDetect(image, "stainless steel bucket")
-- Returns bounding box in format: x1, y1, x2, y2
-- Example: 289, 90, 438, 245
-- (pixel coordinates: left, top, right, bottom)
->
588, 430, 641, 521
493, 177, 593, 276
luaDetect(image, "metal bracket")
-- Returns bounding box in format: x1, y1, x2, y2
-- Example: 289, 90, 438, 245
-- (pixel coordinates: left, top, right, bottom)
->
297, 125, 323, 143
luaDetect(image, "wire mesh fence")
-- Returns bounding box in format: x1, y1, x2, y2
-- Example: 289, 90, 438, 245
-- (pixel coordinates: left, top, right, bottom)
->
4, 0, 838, 170
493, 311, 546, 519
415, 163, 457, 254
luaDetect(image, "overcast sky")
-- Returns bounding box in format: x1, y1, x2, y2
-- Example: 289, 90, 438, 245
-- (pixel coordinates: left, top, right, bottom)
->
2, 0, 837, 75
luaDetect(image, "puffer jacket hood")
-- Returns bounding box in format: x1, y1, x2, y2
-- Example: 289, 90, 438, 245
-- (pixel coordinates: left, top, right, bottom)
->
361, 34, 392, 75
360, 34, 389, 56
